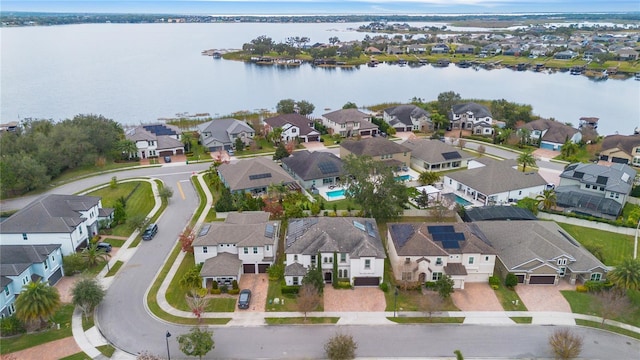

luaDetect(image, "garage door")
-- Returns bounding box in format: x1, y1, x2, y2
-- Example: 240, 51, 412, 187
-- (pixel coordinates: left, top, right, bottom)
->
258, 264, 270, 273
48, 268, 63, 285
516, 275, 525, 284
159, 150, 173, 157
360, 131, 371, 136
612, 157, 629, 164
243, 264, 256, 274
529, 275, 556, 284
353, 277, 379, 286
176, 149, 184, 155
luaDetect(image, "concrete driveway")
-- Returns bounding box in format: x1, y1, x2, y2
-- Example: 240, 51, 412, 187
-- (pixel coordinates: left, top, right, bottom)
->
452, 283, 503, 311
323, 286, 386, 312
237, 274, 269, 312
514, 281, 574, 312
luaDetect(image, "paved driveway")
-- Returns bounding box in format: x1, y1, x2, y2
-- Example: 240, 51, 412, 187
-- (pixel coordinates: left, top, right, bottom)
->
237, 274, 269, 312
515, 281, 574, 312
323, 287, 386, 312
452, 283, 503, 311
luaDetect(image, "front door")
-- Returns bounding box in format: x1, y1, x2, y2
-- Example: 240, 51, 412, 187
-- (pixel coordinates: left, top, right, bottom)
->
324, 272, 332, 284
559, 266, 566, 277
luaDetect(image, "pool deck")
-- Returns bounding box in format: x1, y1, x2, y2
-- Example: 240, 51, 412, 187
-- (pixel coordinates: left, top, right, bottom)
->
318, 169, 420, 202
319, 185, 346, 201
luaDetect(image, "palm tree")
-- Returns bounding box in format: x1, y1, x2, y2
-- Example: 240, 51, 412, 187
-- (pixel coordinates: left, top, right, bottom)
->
560, 140, 579, 160
116, 139, 138, 160
608, 258, 640, 290
268, 127, 284, 145
15, 279, 61, 329
181, 132, 194, 153
81, 243, 111, 268
517, 151, 536, 172
536, 189, 557, 210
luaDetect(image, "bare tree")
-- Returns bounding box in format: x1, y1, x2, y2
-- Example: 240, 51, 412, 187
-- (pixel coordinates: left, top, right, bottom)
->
477, 144, 486, 156
297, 283, 321, 321
418, 293, 444, 322
593, 289, 632, 327
458, 139, 466, 149
548, 328, 583, 360
325, 332, 358, 360
186, 289, 210, 323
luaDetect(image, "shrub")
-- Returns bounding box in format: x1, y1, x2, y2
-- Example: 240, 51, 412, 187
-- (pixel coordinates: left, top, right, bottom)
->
220, 284, 229, 293
488, 276, 500, 286
584, 280, 605, 292
379, 282, 389, 292
424, 281, 437, 289
491, 284, 499, 290
334, 281, 352, 289
505, 273, 518, 289
211, 281, 218, 290
0, 315, 26, 336
267, 263, 285, 281
228, 289, 240, 295
281, 284, 301, 295
232, 280, 239, 290
63, 253, 87, 275
576, 285, 588, 293
210, 288, 221, 295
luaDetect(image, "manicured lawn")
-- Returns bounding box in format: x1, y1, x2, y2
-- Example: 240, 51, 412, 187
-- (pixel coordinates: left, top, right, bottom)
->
388, 317, 465, 324
0, 304, 74, 354
510, 317, 533, 324
493, 285, 527, 311
105, 260, 124, 277
558, 223, 634, 266
561, 289, 640, 327
89, 181, 154, 237
266, 280, 302, 312
51, 161, 141, 187
265, 317, 339, 325
575, 319, 640, 340
97, 345, 116, 357
60, 353, 92, 360
101, 238, 125, 247
81, 312, 95, 331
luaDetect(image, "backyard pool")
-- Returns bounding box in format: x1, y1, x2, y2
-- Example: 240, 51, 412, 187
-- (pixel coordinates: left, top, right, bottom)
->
443, 193, 473, 207
326, 189, 346, 199
394, 174, 412, 182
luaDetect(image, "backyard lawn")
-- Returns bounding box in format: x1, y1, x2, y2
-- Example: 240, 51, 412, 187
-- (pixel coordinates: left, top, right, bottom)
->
0, 304, 75, 354
558, 223, 634, 266
88, 181, 154, 237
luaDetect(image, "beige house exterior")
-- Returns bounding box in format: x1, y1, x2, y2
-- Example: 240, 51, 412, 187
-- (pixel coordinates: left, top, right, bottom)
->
340, 137, 411, 169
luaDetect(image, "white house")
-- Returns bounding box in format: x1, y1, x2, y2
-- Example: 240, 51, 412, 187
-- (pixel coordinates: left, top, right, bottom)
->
125, 124, 184, 159
0, 244, 64, 318
192, 212, 279, 288
321, 109, 379, 138
263, 113, 321, 143
283, 217, 386, 287
519, 118, 582, 151
386, 223, 497, 289
449, 102, 494, 135
0, 195, 111, 256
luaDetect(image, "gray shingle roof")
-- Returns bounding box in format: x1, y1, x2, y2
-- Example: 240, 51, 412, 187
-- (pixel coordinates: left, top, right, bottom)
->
559, 162, 636, 194
474, 220, 608, 274
0, 194, 100, 234
322, 109, 371, 124
200, 252, 242, 277
340, 137, 410, 157
284, 262, 308, 277
464, 206, 537, 222
601, 134, 640, 156
217, 157, 297, 192
193, 212, 279, 248
0, 244, 61, 277
197, 118, 254, 147
383, 105, 431, 127
450, 102, 492, 118
263, 114, 319, 137
401, 138, 474, 164
281, 151, 344, 181
521, 118, 579, 144
446, 158, 548, 195
284, 217, 386, 259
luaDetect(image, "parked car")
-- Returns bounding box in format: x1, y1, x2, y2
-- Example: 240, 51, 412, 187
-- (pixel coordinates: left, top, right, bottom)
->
227, 149, 235, 156
142, 223, 158, 241
238, 289, 251, 309
164, 156, 171, 163
96, 242, 112, 253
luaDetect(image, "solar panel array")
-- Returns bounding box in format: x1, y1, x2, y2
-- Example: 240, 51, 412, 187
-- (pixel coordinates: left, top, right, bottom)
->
427, 225, 455, 234
427, 225, 464, 249
249, 173, 272, 180
574, 171, 585, 179
353, 221, 366, 231
365, 221, 377, 238
441, 240, 461, 249
264, 224, 276, 238
432, 232, 465, 242
318, 161, 339, 175
441, 151, 462, 160
596, 175, 608, 185
391, 224, 414, 248
143, 124, 177, 136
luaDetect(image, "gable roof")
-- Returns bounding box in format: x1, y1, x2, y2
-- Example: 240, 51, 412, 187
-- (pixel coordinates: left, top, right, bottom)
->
285, 217, 386, 259
193, 211, 279, 248
521, 118, 579, 144
475, 220, 608, 273
281, 151, 344, 181
601, 134, 640, 156
0, 244, 61, 277
446, 158, 548, 195
559, 162, 636, 194
0, 194, 100, 234
383, 105, 431, 127
125, 124, 182, 150
341, 137, 410, 157
200, 252, 242, 277
401, 138, 474, 164
322, 109, 371, 124
197, 118, 254, 147
217, 157, 297, 192
451, 102, 492, 118
387, 222, 496, 257
263, 113, 319, 137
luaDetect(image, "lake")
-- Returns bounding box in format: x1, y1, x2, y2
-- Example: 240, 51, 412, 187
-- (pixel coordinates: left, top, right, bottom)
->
1, 22, 639, 136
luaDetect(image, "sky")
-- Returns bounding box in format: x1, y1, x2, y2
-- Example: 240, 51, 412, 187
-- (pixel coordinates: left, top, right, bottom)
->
2, 0, 639, 15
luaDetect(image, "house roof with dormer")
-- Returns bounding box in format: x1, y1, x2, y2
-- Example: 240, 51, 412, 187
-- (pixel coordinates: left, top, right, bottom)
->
401, 138, 474, 164
263, 113, 319, 137
322, 109, 371, 124
559, 162, 636, 194
520, 118, 579, 145
340, 137, 410, 157
383, 104, 431, 128
0, 244, 61, 277
197, 118, 254, 147
450, 102, 492, 119
601, 134, 640, 157
193, 211, 279, 248
281, 151, 345, 181
217, 157, 298, 192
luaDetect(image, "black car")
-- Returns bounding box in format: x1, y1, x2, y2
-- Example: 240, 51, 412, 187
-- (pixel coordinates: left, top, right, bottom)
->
238, 289, 251, 309
142, 223, 158, 241
96, 242, 112, 253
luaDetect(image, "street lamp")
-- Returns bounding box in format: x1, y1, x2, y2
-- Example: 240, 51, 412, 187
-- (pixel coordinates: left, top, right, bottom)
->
165, 331, 171, 360
394, 287, 399, 318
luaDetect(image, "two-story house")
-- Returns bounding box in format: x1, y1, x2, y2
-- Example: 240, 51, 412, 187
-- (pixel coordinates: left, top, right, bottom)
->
599, 134, 640, 166
263, 113, 321, 143
402, 138, 474, 172
340, 137, 411, 170
321, 109, 379, 138
382, 104, 433, 133
0, 195, 111, 256
0, 244, 64, 318
284, 217, 386, 287
197, 118, 255, 152
449, 102, 493, 135
519, 118, 582, 151
386, 223, 497, 289
281, 150, 345, 190
217, 156, 299, 195
555, 162, 636, 219
193, 212, 280, 288
125, 124, 184, 159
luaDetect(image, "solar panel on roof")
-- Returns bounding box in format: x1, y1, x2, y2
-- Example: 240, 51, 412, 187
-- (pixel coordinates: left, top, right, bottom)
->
318, 161, 339, 175
265, 224, 275, 238
391, 224, 414, 248
574, 171, 585, 179
596, 176, 608, 185
427, 225, 454, 234
365, 221, 377, 238
353, 221, 366, 231
249, 173, 272, 180
433, 232, 465, 242
442, 151, 462, 160
565, 164, 578, 171
441, 240, 460, 249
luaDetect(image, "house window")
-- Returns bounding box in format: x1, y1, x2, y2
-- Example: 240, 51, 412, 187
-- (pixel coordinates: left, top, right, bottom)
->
44, 259, 49, 270
292, 277, 299, 285
243, 247, 248, 254
485, 256, 490, 262
22, 233, 28, 241
79, 227, 83, 235
23, 276, 28, 285
436, 258, 443, 266
600, 187, 605, 191
253, 247, 258, 254
557, 258, 567, 265
266, 245, 270, 251
340, 253, 346, 263
590, 273, 602, 281
311, 255, 316, 265
518, 191, 522, 195
203, 247, 208, 254
432, 272, 443, 281
405, 257, 411, 264
402, 272, 412, 281
8, 304, 15, 315
4, 286, 9, 296
294, 255, 298, 262
585, 184, 591, 189
468, 257, 474, 265
292, 128, 297, 133
364, 259, 371, 269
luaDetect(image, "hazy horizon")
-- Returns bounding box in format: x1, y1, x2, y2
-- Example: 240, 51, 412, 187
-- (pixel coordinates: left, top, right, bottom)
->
2, 1, 640, 15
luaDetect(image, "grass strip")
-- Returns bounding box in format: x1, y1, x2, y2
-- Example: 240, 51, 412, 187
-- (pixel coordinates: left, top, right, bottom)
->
510, 317, 533, 324
97, 344, 116, 357
388, 317, 465, 324
493, 285, 527, 311
575, 319, 640, 340
265, 317, 339, 325
105, 260, 124, 277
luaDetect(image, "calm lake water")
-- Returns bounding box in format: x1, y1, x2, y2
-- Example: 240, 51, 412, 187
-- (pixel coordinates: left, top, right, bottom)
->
2, 22, 639, 135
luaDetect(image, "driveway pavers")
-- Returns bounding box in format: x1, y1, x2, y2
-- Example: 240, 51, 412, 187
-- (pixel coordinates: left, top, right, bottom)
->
515, 280, 574, 312
452, 283, 503, 311
323, 287, 386, 312
237, 274, 269, 312
4, 336, 81, 360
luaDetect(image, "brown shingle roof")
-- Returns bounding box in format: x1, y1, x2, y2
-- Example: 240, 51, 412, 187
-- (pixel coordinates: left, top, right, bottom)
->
601, 134, 640, 156
340, 137, 410, 157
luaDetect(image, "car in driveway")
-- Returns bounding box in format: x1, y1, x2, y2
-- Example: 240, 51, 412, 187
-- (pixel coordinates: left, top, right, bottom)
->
142, 223, 158, 241
164, 156, 171, 163
238, 289, 251, 309
96, 242, 112, 253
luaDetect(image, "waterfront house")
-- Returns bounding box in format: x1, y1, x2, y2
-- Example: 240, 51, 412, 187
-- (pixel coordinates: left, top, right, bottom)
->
340, 137, 411, 170
476, 220, 609, 285
321, 109, 379, 137
555, 162, 636, 219
431, 43, 450, 54
448, 102, 493, 135
125, 124, 184, 159
193, 212, 279, 287
386, 222, 497, 289
365, 46, 383, 55
519, 118, 582, 151
599, 134, 640, 166
281, 150, 345, 190
406, 44, 427, 54
443, 158, 548, 206
615, 47, 639, 61
0, 194, 111, 256
0, 244, 64, 318
387, 46, 404, 55
284, 217, 386, 286
263, 113, 320, 143
401, 138, 474, 172
217, 157, 299, 195
197, 118, 255, 152
554, 50, 578, 60
382, 104, 433, 132
455, 44, 475, 54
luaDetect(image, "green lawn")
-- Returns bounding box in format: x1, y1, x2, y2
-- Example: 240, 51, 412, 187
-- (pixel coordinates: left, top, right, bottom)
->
561, 289, 640, 327
265, 317, 339, 325
60, 353, 92, 360
510, 317, 533, 324
575, 319, 640, 340
493, 285, 527, 311
81, 312, 95, 331
105, 260, 124, 277
266, 280, 303, 312
88, 181, 154, 237
558, 223, 634, 266
388, 317, 465, 324
0, 304, 75, 354
101, 238, 125, 247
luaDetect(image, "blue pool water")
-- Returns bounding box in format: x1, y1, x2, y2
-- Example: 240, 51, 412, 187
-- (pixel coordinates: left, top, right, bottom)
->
395, 174, 411, 182
326, 189, 345, 198
444, 193, 473, 206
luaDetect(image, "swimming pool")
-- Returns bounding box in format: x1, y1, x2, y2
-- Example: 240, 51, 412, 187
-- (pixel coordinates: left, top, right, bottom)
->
444, 193, 473, 206
395, 174, 412, 182
326, 189, 346, 199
